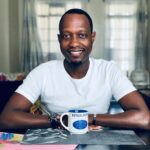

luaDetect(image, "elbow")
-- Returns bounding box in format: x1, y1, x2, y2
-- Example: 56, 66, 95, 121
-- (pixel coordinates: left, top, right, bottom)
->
0, 111, 15, 130
144, 114, 150, 130
138, 111, 150, 130
0, 114, 9, 130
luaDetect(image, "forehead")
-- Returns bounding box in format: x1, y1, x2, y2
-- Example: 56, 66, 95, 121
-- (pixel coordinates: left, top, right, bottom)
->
60, 14, 91, 32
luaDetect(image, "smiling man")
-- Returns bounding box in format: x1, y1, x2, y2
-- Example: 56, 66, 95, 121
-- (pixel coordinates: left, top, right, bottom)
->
0, 8, 150, 131
58, 10, 95, 79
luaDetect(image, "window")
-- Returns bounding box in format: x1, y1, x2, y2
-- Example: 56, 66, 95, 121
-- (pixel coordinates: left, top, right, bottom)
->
35, 1, 82, 60
105, 0, 138, 72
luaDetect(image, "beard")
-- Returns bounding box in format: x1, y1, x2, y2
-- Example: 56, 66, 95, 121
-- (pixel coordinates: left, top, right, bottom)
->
62, 47, 89, 64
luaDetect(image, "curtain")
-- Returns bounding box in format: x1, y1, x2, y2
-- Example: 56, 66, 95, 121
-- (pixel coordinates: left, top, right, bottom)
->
134, 0, 148, 70
130, 0, 149, 88
21, 0, 44, 74
104, 0, 149, 88
104, 0, 138, 72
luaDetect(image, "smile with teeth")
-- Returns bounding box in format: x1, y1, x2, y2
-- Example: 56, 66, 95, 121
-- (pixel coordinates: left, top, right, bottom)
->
69, 50, 83, 57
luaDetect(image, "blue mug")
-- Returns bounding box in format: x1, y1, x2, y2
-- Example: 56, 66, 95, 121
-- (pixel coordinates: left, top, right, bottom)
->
60, 109, 88, 134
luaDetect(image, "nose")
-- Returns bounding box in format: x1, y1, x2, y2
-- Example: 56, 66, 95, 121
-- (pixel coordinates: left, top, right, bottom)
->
69, 36, 80, 48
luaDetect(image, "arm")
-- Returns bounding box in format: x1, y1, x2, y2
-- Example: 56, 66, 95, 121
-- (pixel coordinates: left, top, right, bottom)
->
89, 91, 150, 130
0, 93, 50, 130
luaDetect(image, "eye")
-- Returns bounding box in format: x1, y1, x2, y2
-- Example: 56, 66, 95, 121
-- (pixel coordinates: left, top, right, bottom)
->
78, 33, 87, 39
61, 34, 71, 40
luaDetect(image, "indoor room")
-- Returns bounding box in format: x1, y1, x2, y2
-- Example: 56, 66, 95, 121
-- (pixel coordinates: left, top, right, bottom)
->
0, 0, 150, 149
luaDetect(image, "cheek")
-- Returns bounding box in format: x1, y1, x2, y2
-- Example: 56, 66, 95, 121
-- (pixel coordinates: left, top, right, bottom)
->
60, 41, 69, 49
85, 41, 93, 49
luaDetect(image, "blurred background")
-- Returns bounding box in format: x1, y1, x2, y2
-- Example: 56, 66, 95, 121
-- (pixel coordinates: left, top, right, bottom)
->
0, 0, 150, 88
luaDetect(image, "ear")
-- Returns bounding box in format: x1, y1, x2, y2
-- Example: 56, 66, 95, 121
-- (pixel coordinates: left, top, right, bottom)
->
91, 31, 96, 43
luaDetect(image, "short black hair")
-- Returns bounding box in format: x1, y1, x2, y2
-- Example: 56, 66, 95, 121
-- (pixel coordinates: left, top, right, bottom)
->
59, 8, 93, 33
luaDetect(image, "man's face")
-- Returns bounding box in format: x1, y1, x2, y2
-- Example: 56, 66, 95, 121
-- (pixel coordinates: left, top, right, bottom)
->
58, 14, 96, 64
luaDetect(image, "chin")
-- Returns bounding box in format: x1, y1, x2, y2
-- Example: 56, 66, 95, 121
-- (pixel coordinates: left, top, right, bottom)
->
70, 60, 83, 65
65, 56, 89, 65
65, 57, 82, 63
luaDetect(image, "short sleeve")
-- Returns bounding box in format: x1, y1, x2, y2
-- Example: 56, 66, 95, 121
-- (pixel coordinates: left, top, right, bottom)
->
15, 66, 44, 104
107, 61, 136, 101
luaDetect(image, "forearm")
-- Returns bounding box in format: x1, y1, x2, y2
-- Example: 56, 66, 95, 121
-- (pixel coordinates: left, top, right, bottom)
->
0, 110, 50, 130
90, 110, 149, 129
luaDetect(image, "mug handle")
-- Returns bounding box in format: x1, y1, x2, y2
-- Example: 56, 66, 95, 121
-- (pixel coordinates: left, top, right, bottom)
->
60, 112, 70, 131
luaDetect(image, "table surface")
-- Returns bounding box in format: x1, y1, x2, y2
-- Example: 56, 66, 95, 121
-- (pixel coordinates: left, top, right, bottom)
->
75, 129, 150, 150
1, 129, 150, 150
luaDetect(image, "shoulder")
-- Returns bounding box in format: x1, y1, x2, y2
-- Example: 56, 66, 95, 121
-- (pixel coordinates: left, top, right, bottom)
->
37, 60, 62, 69
31, 60, 62, 72
27, 60, 63, 78
90, 57, 118, 70
90, 58, 124, 77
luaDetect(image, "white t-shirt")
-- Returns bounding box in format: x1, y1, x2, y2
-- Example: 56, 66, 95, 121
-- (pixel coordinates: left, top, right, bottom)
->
16, 58, 136, 114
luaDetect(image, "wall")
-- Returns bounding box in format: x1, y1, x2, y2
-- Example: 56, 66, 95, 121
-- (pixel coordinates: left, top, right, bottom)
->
88, 0, 150, 72
0, 0, 149, 73
148, 0, 150, 71
9, 0, 20, 72
86, 0, 105, 58
0, 0, 10, 73
0, 0, 20, 73
0, 0, 106, 73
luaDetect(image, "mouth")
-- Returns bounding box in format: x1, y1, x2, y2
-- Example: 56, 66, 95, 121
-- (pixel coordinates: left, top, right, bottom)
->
68, 48, 86, 57
70, 50, 82, 57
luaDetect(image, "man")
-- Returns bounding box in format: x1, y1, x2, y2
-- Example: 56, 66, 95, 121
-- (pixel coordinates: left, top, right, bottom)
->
0, 8, 150, 131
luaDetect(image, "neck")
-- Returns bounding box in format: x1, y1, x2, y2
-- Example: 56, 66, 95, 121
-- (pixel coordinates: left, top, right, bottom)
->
64, 59, 90, 79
